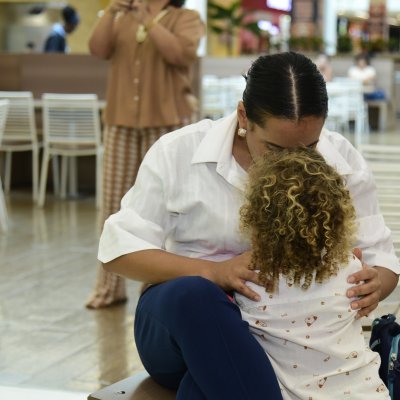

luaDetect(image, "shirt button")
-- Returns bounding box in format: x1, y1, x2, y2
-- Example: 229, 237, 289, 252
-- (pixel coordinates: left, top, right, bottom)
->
134, 78, 139, 84
135, 60, 140, 66
134, 96, 139, 101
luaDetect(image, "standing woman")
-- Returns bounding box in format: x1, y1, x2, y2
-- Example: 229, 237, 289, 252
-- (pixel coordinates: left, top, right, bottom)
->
86, 0, 204, 308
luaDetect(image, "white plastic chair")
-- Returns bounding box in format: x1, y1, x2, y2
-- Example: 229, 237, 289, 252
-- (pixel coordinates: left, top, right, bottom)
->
0, 100, 10, 231
325, 81, 351, 134
0, 91, 40, 201
201, 75, 246, 119
38, 94, 103, 208
326, 79, 369, 147
220, 76, 246, 113
358, 144, 400, 259
333, 78, 369, 146
201, 75, 228, 119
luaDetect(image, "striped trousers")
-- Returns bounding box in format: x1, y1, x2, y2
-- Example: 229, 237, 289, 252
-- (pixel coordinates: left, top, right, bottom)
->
86, 124, 179, 309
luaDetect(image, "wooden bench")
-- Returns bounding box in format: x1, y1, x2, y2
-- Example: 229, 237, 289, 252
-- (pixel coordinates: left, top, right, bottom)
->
88, 371, 176, 400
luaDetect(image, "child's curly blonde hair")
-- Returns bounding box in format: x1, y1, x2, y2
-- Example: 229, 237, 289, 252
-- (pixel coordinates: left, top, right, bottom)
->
240, 147, 357, 292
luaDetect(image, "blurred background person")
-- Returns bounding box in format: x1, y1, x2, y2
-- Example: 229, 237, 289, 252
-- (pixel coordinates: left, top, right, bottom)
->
85, 0, 204, 309
348, 53, 386, 101
43, 5, 80, 53
348, 53, 377, 95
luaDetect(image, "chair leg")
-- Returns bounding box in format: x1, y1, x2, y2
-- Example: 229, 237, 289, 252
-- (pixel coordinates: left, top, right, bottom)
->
32, 146, 39, 202
4, 151, 12, 194
60, 156, 68, 199
354, 114, 363, 148
52, 156, 60, 196
378, 103, 387, 132
38, 149, 50, 207
0, 177, 8, 231
364, 105, 370, 136
68, 157, 78, 197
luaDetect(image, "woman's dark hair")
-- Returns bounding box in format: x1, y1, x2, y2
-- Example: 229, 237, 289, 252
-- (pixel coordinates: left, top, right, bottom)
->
242, 52, 328, 126
169, 0, 185, 7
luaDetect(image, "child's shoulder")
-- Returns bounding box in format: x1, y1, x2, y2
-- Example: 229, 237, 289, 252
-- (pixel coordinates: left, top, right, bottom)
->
273, 254, 362, 302
299, 254, 362, 298
237, 255, 363, 309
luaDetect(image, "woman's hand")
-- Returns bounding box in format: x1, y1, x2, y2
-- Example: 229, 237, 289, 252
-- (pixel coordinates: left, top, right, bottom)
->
205, 252, 262, 302
347, 248, 382, 319
129, 0, 152, 25
109, 0, 134, 14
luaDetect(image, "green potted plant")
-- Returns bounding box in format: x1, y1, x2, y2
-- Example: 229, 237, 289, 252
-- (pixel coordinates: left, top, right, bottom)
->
288, 36, 323, 52
337, 34, 352, 53
207, 1, 261, 56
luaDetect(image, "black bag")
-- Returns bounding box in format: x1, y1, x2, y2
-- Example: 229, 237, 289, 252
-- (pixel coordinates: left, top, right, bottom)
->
369, 314, 400, 399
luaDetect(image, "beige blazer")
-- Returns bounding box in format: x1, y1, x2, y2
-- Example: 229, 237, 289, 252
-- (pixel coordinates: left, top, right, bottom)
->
104, 7, 204, 128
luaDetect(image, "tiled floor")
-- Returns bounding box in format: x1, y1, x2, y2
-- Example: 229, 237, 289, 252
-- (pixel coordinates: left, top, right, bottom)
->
0, 386, 88, 400
0, 195, 144, 399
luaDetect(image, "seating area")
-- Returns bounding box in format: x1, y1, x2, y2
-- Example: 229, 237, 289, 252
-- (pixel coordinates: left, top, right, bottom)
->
201, 74, 379, 150
0, 91, 40, 201
201, 75, 246, 119
325, 78, 370, 146
0, 91, 103, 212
38, 93, 103, 208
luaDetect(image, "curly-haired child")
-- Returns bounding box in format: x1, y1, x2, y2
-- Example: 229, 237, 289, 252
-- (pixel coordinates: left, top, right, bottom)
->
235, 147, 389, 399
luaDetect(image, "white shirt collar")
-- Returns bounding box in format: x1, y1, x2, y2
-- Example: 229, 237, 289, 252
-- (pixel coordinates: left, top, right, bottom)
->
191, 112, 237, 165
191, 112, 244, 189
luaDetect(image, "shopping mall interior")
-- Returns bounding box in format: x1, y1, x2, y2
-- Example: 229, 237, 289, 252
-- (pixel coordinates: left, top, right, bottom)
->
0, 0, 399, 399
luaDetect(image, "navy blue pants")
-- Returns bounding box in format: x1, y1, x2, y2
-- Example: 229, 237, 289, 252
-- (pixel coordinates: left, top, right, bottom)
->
134, 276, 282, 399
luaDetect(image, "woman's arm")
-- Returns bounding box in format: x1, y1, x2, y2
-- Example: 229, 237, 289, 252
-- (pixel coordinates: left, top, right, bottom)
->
88, 11, 116, 59
338, 143, 400, 318
134, 5, 203, 66
376, 266, 399, 299
146, 23, 190, 66
88, 0, 131, 59
104, 249, 262, 301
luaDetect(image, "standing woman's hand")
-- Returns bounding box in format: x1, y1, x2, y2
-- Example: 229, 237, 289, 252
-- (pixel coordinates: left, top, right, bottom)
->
89, 0, 133, 58
129, 0, 152, 25
109, 0, 134, 14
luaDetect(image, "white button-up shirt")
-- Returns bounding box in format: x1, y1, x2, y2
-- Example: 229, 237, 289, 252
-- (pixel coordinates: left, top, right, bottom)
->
98, 112, 400, 274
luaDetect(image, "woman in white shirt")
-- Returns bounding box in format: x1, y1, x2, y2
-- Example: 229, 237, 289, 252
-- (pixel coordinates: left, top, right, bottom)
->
98, 52, 399, 398
236, 148, 390, 399
348, 53, 377, 94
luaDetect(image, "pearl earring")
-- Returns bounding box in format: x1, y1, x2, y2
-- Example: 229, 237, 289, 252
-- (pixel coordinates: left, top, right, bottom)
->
238, 128, 247, 137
